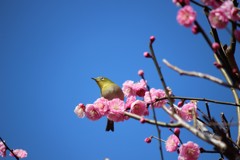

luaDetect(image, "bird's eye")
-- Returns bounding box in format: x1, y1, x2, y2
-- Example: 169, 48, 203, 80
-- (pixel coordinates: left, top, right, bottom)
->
100, 77, 105, 81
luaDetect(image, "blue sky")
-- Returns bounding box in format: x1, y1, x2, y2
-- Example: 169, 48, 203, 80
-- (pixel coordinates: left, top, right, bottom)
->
0, 0, 239, 160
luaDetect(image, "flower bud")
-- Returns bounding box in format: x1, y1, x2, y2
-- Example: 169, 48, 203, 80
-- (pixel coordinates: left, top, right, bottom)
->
138, 69, 144, 77
140, 117, 146, 123
174, 128, 180, 137
150, 36, 155, 44
144, 137, 152, 143
213, 62, 223, 69
212, 42, 220, 52
191, 25, 199, 34
144, 52, 152, 58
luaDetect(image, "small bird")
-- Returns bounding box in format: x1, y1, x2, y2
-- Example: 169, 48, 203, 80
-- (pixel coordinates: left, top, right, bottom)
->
92, 76, 124, 131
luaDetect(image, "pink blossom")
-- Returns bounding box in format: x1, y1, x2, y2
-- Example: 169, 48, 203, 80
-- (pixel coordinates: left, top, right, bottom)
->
208, 8, 228, 29
178, 141, 200, 160
74, 103, 85, 118
122, 80, 135, 97
122, 79, 147, 97
10, 149, 27, 159
165, 134, 180, 152
94, 97, 109, 116
130, 100, 148, 116
107, 98, 125, 122
125, 96, 136, 110
0, 141, 6, 157
234, 29, 240, 42
177, 5, 196, 27
179, 102, 198, 121
144, 88, 167, 108
134, 79, 147, 97
220, 0, 240, 21
85, 104, 102, 121
201, 0, 222, 8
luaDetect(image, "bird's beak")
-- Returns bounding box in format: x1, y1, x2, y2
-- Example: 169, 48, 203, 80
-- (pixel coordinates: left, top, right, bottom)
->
91, 77, 96, 81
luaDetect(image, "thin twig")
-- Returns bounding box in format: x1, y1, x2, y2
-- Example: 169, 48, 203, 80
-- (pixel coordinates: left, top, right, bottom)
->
140, 73, 164, 160
221, 113, 232, 139
157, 95, 240, 107
124, 111, 181, 127
162, 59, 240, 90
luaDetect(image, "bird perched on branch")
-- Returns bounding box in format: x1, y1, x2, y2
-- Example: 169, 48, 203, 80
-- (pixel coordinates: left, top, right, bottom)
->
92, 76, 124, 132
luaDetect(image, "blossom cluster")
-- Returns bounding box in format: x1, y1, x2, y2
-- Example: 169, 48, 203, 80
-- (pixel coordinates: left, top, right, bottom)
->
166, 129, 200, 160
174, 0, 240, 41
0, 141, 27, 159
146, 128, 200, 160
207, 0, 240, 29
74, 79, 167, 122
75, 79, 199, 124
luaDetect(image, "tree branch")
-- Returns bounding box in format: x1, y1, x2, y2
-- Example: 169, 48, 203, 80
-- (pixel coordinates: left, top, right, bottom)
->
162, 59, 240, 90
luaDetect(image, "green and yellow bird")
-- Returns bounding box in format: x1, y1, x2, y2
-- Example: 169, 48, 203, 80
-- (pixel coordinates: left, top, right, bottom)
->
92, 76, 124, 132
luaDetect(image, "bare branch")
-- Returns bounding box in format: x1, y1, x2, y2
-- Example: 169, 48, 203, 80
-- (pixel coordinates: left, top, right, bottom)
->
124, 111, 181, 128
162, 59, 240, 90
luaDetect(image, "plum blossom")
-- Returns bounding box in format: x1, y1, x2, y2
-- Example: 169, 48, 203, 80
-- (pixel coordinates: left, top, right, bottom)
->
144, 88, 167, 108
10, 149, 28, 159
177, 5, 196, 27
0, 141, 6, 157
134, 79, 147, 97
125, 95, 136, 110
107, 98, 125, 122
122, 79, 147, 97
85, 104, 102, 121
122, 80, 135, 97
179, 102, 198, 121
130, 100, 149, 116
74, 103, 85, 118
165, 134, 180, 152
94, 97, 109, 116
201, 0, 222, 8
178, 141, 200, 160
220, 0, 240, 21
208, 8, 228, 29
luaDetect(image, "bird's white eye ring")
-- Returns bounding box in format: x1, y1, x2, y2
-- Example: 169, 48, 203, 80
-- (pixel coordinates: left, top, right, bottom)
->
100, 77, 105, 81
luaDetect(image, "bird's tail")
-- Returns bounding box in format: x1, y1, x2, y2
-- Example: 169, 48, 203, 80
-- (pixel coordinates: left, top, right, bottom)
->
106, 119, 114, 132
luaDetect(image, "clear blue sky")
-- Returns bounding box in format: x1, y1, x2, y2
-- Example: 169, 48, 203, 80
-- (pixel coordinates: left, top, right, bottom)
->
0, 1, 239, 160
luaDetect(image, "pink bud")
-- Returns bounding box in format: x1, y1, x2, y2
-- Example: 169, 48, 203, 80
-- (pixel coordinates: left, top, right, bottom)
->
150, 36, 155, 44
232, 68, 237, 74
144, 52, 152, 58
177, 100, 184, 107
212, 42, 220, 52
138, 69, 144, 77
191, 25, 199, 34
140, 117, 146, 123
144, 137, 152, 143
174, 128, 180, 137
213, 62, 223, 69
